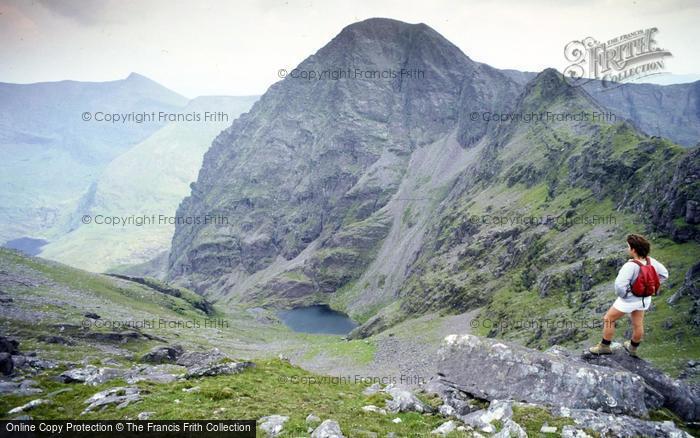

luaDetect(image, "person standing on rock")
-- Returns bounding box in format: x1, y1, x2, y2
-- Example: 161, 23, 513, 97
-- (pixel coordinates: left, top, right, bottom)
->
589, 234, 668, 357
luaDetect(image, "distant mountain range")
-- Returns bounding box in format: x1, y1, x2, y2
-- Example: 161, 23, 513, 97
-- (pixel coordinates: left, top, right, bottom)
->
0, 74, 257, 270
164, 18, 699, 367
38, 95, 259, 272
0, 73, 187, 244
496, 71, 700, 148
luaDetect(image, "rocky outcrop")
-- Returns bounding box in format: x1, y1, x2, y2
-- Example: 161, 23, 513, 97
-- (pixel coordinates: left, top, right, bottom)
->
437, 334, 700, 424
141, 345, 184, 364
0, 379, 42, 397
7, 399, 50, 415
579, 348, 700, 422
184, 361, 254, 379
59, 366, 125, 386
437, 334, 649, 417
626, 147, 700, 243
175, 348, 228, 367
82, 387, 140, 414
0, 336, 23, 376
670, 261, 700, 328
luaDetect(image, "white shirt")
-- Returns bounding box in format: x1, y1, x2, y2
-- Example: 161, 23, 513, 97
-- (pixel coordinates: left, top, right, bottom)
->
614, 256, 669, 302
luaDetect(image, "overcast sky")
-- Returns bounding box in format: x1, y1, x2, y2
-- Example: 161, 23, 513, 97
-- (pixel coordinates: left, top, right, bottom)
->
1, 0, 699, 98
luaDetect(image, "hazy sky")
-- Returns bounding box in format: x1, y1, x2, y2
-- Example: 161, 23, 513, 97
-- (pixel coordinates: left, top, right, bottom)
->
1, 0, 699, 97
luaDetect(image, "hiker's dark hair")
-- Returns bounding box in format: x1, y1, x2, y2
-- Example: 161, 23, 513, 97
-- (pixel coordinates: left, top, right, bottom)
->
627, 234, 651, 258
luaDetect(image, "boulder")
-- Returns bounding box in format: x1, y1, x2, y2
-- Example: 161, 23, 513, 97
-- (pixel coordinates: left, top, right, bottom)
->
59, 365, 124, 385
459, 400, 516, 434
141, 345, 184, 364
0, 379, 42, 396
18, 357, 57, 370
258, 415, 288, 437
437, 334, 649, 417
431, 420, 457, 435
138, 411, 155, 420
494, 418, 527, 438
184, 361, 254, 379
82, 387, 140, 414
176, 348, 228, 367
124, 365, 181, 384
0, 336, 20, 354
384, 386, 432, 413
0, 352, 14, 375
7, 399, 50, 415
311, 419, 344, 438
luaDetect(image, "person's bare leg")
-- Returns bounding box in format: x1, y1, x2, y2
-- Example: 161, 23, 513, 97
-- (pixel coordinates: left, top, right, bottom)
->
625, 310, 645, 357
603, 306, 625, 341
590, 305, 625, 354
630, 310, 645, 342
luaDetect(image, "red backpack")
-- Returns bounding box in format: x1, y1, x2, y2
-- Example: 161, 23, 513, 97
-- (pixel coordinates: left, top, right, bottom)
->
630, 258, 660, 297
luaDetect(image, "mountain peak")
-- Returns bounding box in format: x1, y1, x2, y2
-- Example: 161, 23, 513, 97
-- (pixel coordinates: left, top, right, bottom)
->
125, 72, 149, 82
338, 17, 428, 37
308, 17, 470, 71
522, 67, 577, 103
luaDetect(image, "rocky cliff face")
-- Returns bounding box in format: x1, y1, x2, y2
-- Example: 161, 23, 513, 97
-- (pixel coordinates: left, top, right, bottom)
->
167, 19, 700, 356
167, 18, 522, 304
433, 334, 698, 436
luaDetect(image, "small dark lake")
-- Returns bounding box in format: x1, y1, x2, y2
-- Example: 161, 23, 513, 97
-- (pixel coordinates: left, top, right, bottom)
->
3, 237, 48, 256
277, 304, 358, 335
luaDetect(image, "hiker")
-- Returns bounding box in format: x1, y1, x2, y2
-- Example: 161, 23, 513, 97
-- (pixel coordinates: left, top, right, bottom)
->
589, 234, 668, 357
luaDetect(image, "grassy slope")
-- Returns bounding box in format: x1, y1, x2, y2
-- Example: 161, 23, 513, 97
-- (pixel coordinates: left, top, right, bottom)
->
0, 249, 459, 436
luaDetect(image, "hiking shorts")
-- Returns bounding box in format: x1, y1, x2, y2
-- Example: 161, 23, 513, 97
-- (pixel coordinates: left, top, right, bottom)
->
613, 296, 651, 313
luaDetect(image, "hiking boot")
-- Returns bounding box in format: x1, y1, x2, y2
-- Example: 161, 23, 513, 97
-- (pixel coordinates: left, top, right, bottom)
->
589, 342, 612, 355
624, 340, 639, 358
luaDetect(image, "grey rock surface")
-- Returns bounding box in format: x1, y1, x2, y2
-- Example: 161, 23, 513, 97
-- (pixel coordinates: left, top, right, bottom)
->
7, 399, 50, 415
384, 386, 432, 413
258, 414, 289, 437
579, 348, 700, 422
556, 406, 692, 438
437, 334, 648, 417
311, 419, 345, 438
82, 386, 140, 414
176, 348, 228, 367
184, 361, 254, 379
141, 345, 184, 364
